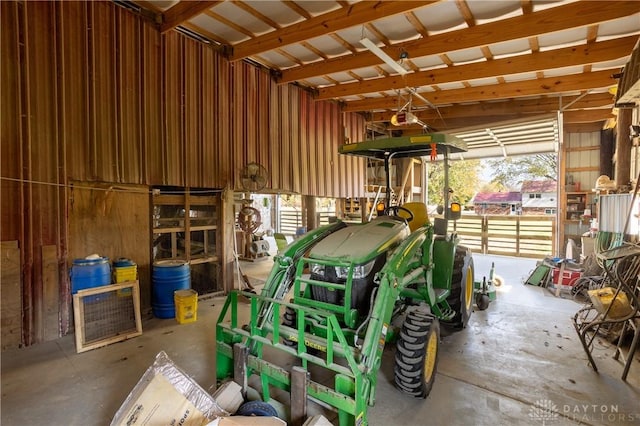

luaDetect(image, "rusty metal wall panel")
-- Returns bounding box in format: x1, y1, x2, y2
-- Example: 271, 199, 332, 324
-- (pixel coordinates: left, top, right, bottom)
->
116, 8, 143, 184
342, 112, 367, 198
329, 108, 341, 197
231, 64, 245, 186
89, 2, 118, 182
214, 52, 232, 189
24, 1, 63, 344
184, 40, 203, 188
284, 86, 298, 192
163, 32, 185, 186
58, 1, 89, 183
142, 22, 163, 185
1, 2, 22, 242
268, 83, 282, 190
229, 63, 274, 191
201, 46, 216, 189
256, 70, 272, 179
314, 103, 324, 196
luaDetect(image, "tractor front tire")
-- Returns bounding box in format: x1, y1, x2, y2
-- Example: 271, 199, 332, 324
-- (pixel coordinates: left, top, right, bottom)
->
444, 246, 474, 329
394, 311, 440, 398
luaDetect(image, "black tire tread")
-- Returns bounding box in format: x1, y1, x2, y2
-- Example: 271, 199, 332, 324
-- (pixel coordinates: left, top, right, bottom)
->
394, 311, 440, 398
444, 246, 473, 329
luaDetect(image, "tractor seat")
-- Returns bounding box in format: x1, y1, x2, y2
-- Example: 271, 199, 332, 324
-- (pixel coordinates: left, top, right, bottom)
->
400, 202, 429, 232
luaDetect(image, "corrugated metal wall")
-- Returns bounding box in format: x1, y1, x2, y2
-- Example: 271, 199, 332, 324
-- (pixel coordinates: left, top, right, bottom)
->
0, 0, 366, 346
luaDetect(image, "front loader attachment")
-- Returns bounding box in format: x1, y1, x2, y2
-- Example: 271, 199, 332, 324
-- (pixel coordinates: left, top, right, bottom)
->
216, 291, 368, 425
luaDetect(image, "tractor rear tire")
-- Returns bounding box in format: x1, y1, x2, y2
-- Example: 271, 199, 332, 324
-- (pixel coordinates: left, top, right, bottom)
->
282, 306, 297, 347
444, 246, 474, 329
394, 311, 440, 398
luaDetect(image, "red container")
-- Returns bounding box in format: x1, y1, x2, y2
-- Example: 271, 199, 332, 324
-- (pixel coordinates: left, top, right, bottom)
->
552, 269, 581, 286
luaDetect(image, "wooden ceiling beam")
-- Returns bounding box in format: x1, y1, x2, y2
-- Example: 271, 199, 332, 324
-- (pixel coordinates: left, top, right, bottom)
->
409, 110, 613, 130
318, 36, 635, 100
368, 93, 614, 122
232, 2, 281, 29
230, 1, 437, 61
563, 108, 614, 123
160, 1, 220, 34
343, 70, 616, 112
281, 1, 639, 83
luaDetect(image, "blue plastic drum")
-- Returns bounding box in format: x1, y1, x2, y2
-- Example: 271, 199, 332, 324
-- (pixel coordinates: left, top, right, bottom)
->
70, 257, 111, 294
152, 260, 191, 319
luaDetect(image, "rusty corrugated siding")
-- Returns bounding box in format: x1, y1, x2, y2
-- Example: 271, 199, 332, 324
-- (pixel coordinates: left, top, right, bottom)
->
163, 32, 185, 186
143, 23, 163, 185
1, 1, 22, 243
117, 7, 143, 185
1, 0, 367, 347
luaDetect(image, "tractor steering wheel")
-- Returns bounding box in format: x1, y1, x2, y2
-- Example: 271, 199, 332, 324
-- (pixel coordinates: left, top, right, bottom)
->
383, 206, 414, 223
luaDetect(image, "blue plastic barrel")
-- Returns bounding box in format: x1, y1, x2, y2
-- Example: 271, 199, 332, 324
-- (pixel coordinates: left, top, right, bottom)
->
152, 260, 191, 319
70, 257, 111, 294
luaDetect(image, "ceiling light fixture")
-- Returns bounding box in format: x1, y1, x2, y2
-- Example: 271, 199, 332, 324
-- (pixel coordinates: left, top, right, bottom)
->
360, 37, 408, 75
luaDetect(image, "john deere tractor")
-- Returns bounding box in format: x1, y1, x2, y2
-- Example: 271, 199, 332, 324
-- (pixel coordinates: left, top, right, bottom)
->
216, 134, 474, 425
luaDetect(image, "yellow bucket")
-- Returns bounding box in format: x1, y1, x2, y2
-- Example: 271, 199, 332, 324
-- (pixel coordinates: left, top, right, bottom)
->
174, 289, 198, 324
588, 287, 632, 319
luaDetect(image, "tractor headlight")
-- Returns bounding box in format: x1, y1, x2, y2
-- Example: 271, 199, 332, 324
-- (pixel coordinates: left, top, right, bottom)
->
310, 263, 325, 276
335, 259, 377, 279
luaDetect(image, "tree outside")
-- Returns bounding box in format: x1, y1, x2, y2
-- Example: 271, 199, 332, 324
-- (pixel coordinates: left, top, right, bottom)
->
426, 159, 481, 206
485, 153, 557, 190
424, 153, 557, 208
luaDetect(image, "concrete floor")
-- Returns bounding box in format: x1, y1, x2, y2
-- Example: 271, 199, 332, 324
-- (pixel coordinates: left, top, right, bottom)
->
2, 254, 639, 425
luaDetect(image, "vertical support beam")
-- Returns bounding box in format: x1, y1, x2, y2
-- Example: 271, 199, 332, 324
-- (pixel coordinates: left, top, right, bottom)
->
290, 366, 309, 426
184, 188, 191, 262
221, 187, 235, 293
303, 195, 317, 231
615, 108, 633, 189
233, 343, 248, 399
359, 197, 368, 222
600, 129, 615, 178
557, 111, 565, 258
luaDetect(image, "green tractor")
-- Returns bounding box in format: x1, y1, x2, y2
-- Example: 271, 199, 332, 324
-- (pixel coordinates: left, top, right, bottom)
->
216, 134, 475, 425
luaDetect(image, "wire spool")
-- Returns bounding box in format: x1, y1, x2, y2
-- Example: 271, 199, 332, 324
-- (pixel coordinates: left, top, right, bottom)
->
238, 206, 261, 234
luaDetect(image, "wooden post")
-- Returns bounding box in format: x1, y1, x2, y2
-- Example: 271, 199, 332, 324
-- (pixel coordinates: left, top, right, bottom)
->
233, 343, 249, 399
615, 108, 633, 189
290, 366, 309, 426
221, 187, 236, 293
303, 195, 317, 231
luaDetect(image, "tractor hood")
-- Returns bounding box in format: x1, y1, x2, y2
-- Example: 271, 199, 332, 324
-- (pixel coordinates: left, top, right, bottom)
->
309, 216, 410, 264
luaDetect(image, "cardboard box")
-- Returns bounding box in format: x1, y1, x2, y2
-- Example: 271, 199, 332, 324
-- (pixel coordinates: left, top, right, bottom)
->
111, 351, 227, 426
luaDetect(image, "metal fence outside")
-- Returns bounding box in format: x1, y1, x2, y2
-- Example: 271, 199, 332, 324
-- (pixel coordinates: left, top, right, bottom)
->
279, 208, 555, 259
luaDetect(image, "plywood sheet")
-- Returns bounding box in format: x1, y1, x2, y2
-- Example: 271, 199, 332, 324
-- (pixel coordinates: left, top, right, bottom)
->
68, 183, 151, 309
1, 241, 22, 349
42, 245, 59, 341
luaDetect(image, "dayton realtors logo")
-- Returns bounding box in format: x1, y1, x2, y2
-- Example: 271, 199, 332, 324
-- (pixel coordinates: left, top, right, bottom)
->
529, 400, 559, 425
530, 400, 638, 424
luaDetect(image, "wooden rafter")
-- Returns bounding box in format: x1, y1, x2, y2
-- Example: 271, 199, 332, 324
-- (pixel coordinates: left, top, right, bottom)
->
404, 11, 428, 37
316, 36, 636, 100
204, 10, 254, 38
455, 0, 475, 27
342, 70, 616, 112
232, 2, 281, 29
280, 1, 639, 83
160, 1, 220, 34
368, 93, 614, 121
230, 1, 437, 60
328, 33, 357, 54
283, 1, 312, 20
